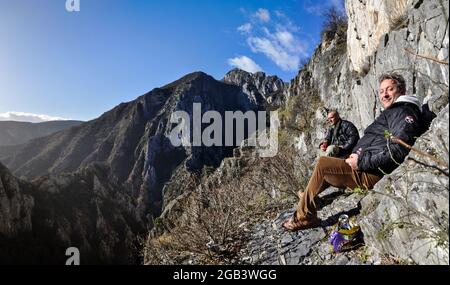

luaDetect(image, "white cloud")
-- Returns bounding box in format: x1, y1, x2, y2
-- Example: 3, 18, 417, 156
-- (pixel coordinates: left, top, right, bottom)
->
0, 111, 69, 123
247, 37, 299, 71
254, 8, 270, 22
248, 24, 305, 71
274, 11, 300, 33
274, 10, 284, 18
237, 23, 252, 34
305, 4, 326, 16
276, 31, 296, 51
232, 8, 310, 72
227, 56, 263, 73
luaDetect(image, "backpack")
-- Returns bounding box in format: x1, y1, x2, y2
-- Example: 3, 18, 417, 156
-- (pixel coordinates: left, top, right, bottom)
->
419, 102, 437, 136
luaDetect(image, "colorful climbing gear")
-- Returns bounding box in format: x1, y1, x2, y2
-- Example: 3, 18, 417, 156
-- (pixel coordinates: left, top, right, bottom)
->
329, 214, 361, 253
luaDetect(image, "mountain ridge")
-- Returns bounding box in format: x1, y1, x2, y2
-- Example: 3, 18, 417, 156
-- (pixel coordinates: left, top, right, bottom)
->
1, 69, 285, 221
0, 120, 83, 147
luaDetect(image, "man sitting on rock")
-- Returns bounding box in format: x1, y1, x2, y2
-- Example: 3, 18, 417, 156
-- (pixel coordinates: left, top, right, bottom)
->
319, 110, 359, 158
282, 72, 424, 231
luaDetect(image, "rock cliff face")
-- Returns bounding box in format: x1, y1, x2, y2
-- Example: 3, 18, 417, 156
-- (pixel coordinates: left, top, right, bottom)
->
223, 68, 287, 107
0, 162, 143, 264
292, 0, 448, 134
280, 0, 449, 264
0, 162, 34, 238
359, 106, 449, 264
346, 0, 408, 73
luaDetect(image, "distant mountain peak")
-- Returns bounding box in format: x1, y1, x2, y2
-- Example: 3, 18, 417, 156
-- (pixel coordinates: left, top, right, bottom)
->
160, 71, 215, 91
223, 68, 287, 107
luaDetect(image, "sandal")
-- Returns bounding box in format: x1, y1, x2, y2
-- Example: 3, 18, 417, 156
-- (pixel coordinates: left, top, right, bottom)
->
282, 212, 319, 231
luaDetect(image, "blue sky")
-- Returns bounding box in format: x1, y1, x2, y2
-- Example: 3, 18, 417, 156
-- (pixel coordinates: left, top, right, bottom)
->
0, 0, 343, 122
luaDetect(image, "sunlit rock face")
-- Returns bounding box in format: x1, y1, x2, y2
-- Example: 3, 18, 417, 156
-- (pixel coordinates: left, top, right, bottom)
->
346, 0, 408, 74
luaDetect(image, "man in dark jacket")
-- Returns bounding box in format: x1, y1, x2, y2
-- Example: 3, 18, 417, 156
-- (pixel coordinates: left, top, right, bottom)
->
283, 72, 424, 231
319, 110, 359, 158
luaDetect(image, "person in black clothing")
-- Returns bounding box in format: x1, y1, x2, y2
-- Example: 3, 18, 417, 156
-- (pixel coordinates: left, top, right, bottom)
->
319, 110, 360, 158
283, 72, 428, 231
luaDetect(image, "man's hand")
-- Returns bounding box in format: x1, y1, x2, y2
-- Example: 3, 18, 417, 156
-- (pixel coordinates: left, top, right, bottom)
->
345, 153, 359, 170
319, 141, 328, 151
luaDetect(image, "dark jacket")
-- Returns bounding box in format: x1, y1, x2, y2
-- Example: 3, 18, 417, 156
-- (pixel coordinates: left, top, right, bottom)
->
353, 95, 423, 176
324, 119, 360, 158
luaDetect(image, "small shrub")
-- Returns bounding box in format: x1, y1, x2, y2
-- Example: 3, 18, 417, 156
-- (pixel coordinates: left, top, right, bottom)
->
320, 6, 348, 44
389, 13, 408, 31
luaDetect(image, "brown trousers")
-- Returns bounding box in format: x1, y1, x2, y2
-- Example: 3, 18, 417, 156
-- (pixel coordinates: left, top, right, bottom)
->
296, 156, 382, 220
